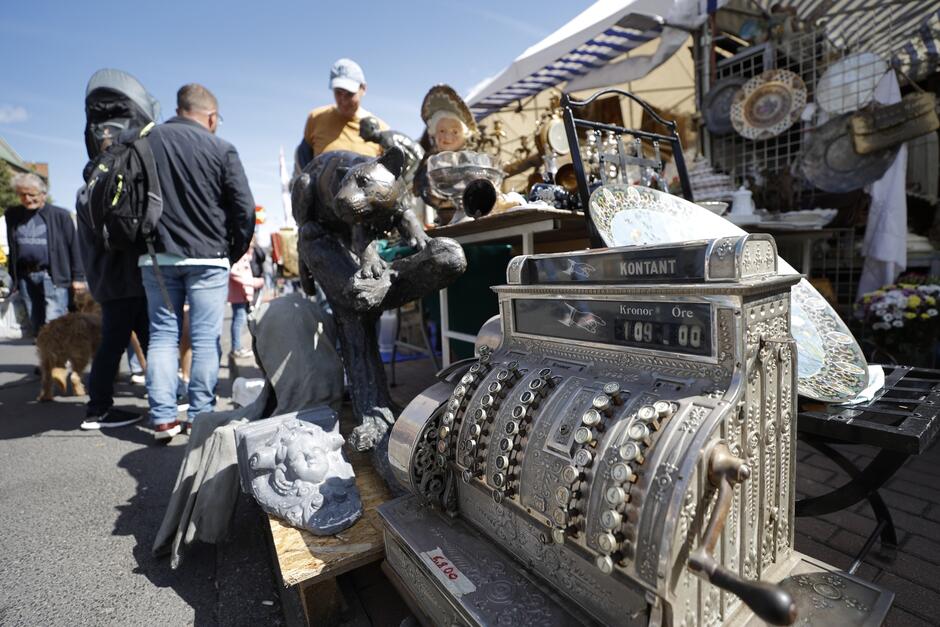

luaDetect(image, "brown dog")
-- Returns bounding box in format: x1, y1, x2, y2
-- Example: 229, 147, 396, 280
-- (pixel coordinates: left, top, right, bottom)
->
35, 292, 102, 401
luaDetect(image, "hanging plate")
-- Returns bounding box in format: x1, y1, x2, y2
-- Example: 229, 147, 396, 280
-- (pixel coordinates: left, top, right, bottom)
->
816, 52, 889, 114
800, 113, 899, 193
731, 69, 807, 141
704, 76, 746, 136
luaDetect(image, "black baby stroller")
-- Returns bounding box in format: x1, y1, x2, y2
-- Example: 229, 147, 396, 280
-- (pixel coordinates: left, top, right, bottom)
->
84, 68, 161, 160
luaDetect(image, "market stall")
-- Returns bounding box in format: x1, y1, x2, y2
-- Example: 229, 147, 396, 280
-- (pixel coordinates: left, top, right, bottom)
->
435, 0, 940, 364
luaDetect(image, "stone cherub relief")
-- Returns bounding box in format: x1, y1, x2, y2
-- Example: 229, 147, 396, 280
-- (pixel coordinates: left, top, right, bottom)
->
238, 412, 362, 534
291, 147, 466, 479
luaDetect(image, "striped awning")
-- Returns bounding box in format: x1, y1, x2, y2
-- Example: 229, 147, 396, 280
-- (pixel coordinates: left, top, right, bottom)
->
467, 0, 940, 121
469, 17, 663, 118
732, 1, 940, 81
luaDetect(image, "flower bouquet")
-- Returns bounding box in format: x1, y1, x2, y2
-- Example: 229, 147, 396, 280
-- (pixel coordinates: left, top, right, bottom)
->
855, 278, 940, 367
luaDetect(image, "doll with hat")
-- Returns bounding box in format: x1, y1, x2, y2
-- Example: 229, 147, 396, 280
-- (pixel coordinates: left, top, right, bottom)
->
413, 85, 478, 216
414, 85, 521, 223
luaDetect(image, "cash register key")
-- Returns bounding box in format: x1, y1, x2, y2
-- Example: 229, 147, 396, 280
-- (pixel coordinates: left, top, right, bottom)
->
555, 486, 571, 505
637, 405, 656, 421
596, 555, 614, 575
498, 437, 514, 453
504, 421, 520, 436
597, 532, 619, 554
447, 399, 461, 412
605, 486, 627, 506
619, 442, 645, 464
552, 528, 566, 545
492, 490, 503, 504
581, 409, 602, 427
493, 472, 506, 488
460, 373, 475, 386
653, 400, 674, 418
495, 369, 511, 383
574, 448, 594, 468
442, 412, 455, 425
574, 426, 594, 445
528, 378, 547, 396
480, 394, 495, 408
438, 425, 451, 439
436, 440, 448, 454
462, 469, 473, 483
603, 382, 623, 404
561, 465, 581, 484
592, 394, 612, 415
511, 405, 529, 422
519, 390, 539, 407
453, 384, 467, 398
488, 381, 505, 398
468, 423, 481, 438
469, 363, 483, 375
611, 462, 634, 483
600, 509, 623, 530
466, 438, 478, 451
507, 360, 520, 372
538, 367, 553, 379
628, 422, 651, 445
553, 508, 569, 526
495, 455, 510, 471
473, 408, 486, 422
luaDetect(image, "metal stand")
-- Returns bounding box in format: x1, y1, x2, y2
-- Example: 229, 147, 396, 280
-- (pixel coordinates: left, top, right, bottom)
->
390, 302, 440, 387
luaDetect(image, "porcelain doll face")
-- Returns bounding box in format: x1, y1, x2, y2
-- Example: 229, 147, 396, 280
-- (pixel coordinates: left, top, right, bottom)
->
434, 116, 466, 152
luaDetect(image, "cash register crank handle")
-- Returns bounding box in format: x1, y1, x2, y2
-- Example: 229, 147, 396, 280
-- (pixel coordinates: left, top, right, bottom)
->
688, 442, 798, 626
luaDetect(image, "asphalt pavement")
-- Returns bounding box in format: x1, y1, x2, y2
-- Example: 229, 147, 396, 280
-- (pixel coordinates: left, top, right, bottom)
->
0, 333, 283, 626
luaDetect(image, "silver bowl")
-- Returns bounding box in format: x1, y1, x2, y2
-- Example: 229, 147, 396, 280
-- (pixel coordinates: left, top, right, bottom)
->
427, 151, 504, 224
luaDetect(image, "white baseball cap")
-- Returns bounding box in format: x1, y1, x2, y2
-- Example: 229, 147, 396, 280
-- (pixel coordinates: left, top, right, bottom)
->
329, 58, 365, 93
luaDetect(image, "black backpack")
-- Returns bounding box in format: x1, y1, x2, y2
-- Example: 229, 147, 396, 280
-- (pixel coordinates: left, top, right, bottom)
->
85, 123, 172, 307
86, 124, 163, 253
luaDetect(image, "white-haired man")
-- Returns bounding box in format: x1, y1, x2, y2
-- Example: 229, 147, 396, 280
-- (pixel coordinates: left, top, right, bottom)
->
4, 172, 84, 335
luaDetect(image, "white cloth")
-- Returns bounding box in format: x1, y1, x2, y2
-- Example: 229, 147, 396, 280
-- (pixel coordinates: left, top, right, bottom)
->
857, 72, 908, 298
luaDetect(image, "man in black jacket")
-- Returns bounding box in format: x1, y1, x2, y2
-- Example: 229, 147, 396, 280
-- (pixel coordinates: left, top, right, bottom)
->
5, 172, 85, 336
142, 83, 255, 441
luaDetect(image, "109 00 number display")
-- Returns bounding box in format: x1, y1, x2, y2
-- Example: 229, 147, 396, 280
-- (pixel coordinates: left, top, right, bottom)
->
616, 319, 707, 354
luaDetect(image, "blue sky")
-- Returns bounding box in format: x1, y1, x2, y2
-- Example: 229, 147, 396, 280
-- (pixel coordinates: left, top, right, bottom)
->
0, 0, 588, 231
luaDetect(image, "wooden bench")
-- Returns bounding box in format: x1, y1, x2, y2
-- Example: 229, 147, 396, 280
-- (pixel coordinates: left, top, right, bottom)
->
266, 447, 393, 626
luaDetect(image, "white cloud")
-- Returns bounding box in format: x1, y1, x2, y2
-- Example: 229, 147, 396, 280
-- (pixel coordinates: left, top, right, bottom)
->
0, 105, 28, 124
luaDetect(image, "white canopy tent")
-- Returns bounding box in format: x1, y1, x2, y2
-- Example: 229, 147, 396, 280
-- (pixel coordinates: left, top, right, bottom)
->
466, 0, 713, 120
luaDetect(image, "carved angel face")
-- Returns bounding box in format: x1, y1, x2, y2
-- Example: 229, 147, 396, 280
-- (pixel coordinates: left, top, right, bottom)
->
269, 427, 345, 497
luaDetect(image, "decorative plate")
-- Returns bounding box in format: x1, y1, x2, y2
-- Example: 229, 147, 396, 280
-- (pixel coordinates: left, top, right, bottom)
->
731, 69, 807, 141
800, 113, 898, 193
704, 77, 747, 136
589, 184, 869, 402
816, 52, 889, 114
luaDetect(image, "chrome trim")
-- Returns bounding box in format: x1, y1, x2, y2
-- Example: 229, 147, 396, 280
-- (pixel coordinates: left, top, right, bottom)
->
389, 380, 454, 493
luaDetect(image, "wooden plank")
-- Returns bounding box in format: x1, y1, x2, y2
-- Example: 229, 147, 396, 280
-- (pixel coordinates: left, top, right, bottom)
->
268, 448, 393, 587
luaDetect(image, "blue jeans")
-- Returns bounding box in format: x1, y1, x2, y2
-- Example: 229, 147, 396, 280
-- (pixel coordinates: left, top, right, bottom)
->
142, 265, 228, 425
230, 302, 249, 351
17, 270, 68, 336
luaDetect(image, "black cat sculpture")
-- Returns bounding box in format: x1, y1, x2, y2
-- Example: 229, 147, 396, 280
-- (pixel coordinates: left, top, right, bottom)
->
291, 148, 466, 473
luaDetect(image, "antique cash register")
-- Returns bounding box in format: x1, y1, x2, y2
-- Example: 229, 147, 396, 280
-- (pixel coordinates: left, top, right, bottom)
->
379, 235, 893, 626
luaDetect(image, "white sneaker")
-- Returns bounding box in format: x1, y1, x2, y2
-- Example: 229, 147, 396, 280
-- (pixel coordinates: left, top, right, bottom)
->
130, 372, 146, 385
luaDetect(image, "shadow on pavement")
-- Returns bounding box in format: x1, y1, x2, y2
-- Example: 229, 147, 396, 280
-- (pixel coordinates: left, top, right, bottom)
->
108, 426, 221, 626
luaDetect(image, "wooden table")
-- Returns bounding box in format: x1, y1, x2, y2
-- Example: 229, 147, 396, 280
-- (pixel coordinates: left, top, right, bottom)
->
427, 206, 589, 366
266, 447, 392, 625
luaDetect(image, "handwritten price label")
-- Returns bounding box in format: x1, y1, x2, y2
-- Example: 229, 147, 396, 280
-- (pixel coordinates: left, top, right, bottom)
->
419, 547, 477, 597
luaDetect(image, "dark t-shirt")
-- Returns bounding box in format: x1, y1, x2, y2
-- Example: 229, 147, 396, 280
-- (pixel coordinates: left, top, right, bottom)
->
14, 211, 49, 270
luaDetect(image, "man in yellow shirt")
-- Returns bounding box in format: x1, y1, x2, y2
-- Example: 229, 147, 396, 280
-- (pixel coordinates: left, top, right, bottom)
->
301, 58, 388, 166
